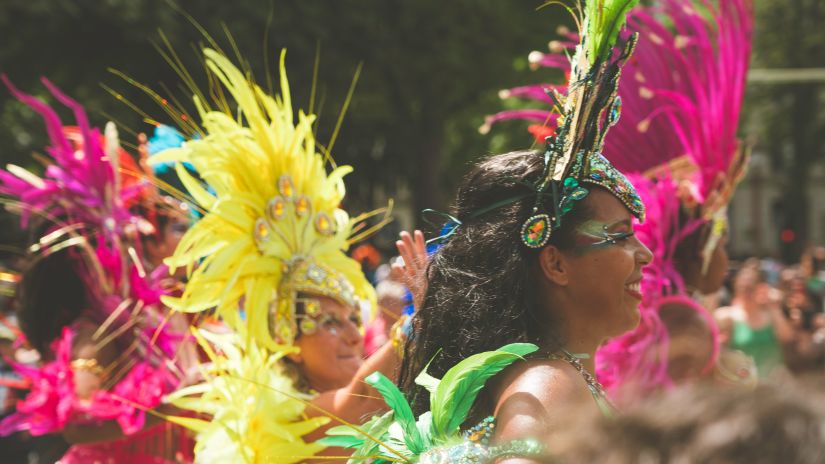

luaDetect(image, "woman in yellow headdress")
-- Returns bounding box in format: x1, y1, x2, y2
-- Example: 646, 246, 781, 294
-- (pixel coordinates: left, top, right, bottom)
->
149, 48, 417, 463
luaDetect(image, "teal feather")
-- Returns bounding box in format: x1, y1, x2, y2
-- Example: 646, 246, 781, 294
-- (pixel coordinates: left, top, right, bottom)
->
416, 411, 434, 450
430, 343, 538, 439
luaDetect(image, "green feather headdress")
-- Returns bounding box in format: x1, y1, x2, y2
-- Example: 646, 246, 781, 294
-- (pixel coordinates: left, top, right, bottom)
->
519, 0, 645, 249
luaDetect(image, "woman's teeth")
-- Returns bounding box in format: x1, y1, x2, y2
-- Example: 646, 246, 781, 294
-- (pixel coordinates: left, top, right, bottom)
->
625, 282, 641, 293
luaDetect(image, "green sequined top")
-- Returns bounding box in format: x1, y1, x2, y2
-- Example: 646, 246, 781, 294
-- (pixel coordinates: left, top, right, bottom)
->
417, 417, 543, 464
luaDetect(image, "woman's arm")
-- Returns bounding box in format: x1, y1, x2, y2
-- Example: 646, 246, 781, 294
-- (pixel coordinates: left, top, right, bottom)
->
303, 230, 425, 441
303, 341, 399, 439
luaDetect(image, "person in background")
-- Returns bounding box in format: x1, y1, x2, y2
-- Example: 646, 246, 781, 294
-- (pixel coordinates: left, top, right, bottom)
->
552, 381, 825, 463
716, 263, 795, 379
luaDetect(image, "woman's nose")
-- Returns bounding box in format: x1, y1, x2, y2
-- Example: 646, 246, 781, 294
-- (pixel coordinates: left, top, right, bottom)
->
636, 236, 654, 266
343, 320, 363, 346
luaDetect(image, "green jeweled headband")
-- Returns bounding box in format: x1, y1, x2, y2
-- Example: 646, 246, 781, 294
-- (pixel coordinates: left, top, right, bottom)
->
424, 148, 644, 249
519, 145, 646, 249
518, 2, 646, 249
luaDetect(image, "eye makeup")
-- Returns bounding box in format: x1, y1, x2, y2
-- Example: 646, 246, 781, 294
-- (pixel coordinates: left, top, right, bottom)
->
573, 219, 635, 248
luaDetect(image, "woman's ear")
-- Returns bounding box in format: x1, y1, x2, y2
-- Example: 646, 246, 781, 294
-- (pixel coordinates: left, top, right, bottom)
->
286, 350, 303, 364
538, 245, 569, 286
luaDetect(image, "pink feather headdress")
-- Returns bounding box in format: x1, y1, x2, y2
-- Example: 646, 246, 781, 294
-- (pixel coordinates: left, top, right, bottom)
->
0, 76, 154, 306
0, 78, 187, 437
485, 0, 753, 220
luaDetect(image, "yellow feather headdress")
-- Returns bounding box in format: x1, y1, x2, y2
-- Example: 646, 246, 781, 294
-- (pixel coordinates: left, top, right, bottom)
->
151, 48, 376, 349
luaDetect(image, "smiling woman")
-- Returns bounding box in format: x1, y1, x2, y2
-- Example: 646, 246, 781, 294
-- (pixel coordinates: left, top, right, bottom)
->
398, 151, 652, 452
147, 47, 409, 463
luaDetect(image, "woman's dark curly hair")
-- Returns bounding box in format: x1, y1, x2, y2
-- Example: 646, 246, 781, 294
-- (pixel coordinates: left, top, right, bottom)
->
18, 247, 88, 356
399, 150, 594, 421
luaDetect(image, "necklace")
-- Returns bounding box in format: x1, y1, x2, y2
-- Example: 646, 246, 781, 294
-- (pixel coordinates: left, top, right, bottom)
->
549, 349, 616, 417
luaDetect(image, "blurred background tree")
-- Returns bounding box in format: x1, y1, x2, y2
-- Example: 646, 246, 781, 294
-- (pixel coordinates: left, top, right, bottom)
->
0, 0, 566, 249
2, 0, 822, 261
746, 0, 825, 262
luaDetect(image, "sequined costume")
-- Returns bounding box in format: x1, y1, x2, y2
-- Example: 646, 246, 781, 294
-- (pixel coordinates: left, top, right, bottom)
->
0, 77, 194, 463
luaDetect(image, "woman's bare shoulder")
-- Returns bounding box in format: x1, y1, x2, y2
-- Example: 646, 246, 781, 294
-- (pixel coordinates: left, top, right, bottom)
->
492, 359, 594, 445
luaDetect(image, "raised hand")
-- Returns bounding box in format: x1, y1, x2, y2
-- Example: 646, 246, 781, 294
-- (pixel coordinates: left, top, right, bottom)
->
391, 230, 428, 312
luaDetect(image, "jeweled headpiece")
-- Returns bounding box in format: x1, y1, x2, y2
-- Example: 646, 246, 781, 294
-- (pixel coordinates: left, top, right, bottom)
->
152, 49, 378, 348
487, 0, 645, 248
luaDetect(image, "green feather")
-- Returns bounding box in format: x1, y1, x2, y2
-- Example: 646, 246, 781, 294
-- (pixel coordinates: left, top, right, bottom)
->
416, 411, 434, 450
316, 434, 365, 449
585, 0, 639, 64
365, 372, 424, 454
415, 356, 441, 394
430, 343, 539, 439
350, 412, 396, 463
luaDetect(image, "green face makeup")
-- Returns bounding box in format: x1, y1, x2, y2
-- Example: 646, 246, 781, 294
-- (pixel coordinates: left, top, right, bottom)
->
573, 219, 635, 249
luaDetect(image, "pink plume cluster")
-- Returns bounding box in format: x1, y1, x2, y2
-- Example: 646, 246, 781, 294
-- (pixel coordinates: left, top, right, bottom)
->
0, 79, 186, 438
0, 328, 176, 437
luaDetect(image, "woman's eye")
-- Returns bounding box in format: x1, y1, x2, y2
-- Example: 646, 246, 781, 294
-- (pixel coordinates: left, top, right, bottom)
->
609, 231, 634, 242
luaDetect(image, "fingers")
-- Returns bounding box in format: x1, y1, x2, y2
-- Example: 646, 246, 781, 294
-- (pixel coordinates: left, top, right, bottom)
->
390, 261, 406, 281
396, 231, 416, 270
414, 229, 426, 256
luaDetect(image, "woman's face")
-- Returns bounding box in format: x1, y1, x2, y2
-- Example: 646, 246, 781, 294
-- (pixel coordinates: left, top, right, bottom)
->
145, 212, 189, 269
293, 296, 363, 392
560, 189, 654, 337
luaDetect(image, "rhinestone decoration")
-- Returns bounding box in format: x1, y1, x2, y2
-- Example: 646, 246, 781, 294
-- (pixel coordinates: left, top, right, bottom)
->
314, 212, 336, 236
306, 263, 327, 284
607, 95, 622, 127
304, 299, 320, 316
294, 195, 310, 217
268, 196, 286, 221
278, 174, 295, 198
520, 214, 552, 249
582, 153, 645, 221
254, 218, 270, 242
299, 317, 318, 335
418, 416, 544, 463
277, 321, 292, 342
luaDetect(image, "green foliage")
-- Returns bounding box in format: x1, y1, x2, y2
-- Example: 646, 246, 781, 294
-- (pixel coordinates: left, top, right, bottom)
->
746, 0, 825, 261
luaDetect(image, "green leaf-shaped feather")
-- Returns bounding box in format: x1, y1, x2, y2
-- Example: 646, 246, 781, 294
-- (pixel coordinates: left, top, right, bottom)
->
316, 434, 366, 449
349, 411, 396, 463
430, 343, 539, 440
365, 371, 424, 454
585, 0, 640, 64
